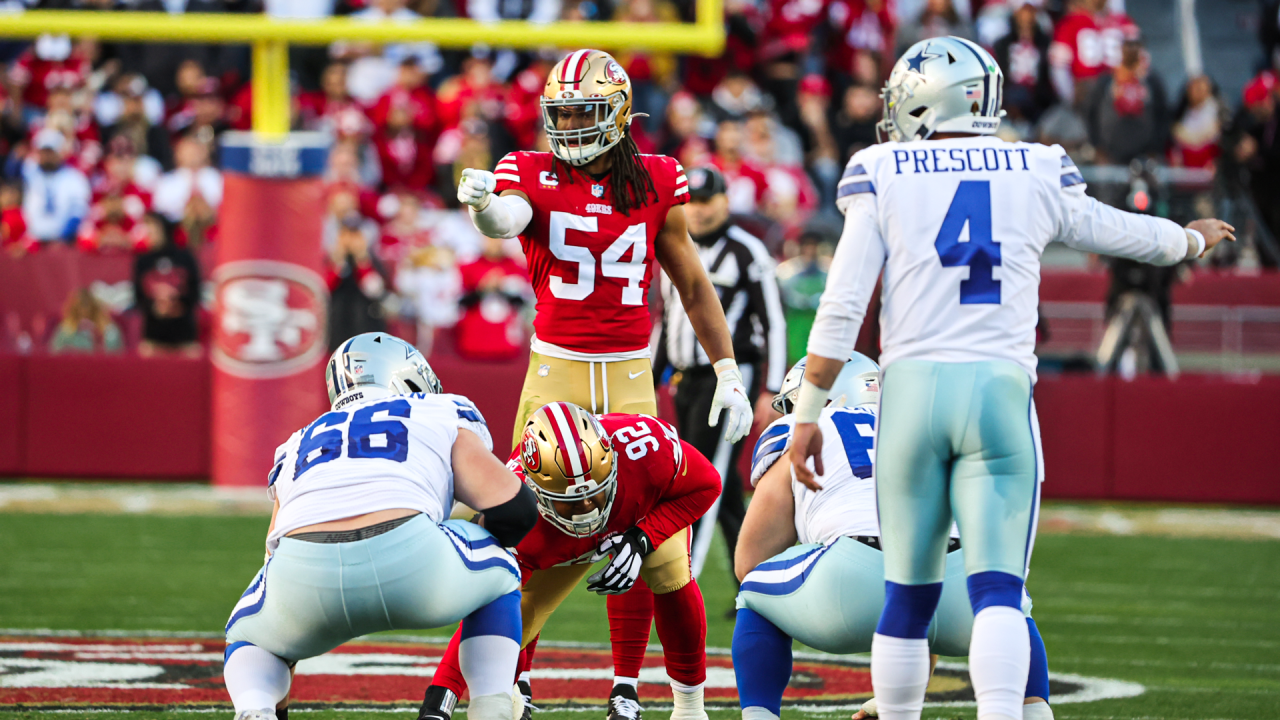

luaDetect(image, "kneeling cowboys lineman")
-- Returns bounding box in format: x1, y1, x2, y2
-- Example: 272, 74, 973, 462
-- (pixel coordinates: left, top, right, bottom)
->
732, 356, 1052, 720
222, 333, 539, 720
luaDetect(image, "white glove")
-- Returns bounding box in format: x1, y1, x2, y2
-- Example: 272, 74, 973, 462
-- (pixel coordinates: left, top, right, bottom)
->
458, 168, 496, 210
586, 528, 652, 595
709, 359, 753, 444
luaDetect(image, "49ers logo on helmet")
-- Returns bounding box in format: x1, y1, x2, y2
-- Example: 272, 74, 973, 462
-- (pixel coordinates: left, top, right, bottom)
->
521, 434, 542, 473
604, 60, 628, 85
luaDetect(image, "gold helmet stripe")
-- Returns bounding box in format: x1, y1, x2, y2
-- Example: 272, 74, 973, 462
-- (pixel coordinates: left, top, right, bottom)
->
559, 49, 592, 90
545, 401, 587, 478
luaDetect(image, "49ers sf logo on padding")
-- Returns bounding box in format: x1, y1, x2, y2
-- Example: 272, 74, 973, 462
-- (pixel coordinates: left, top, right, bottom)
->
0, 633, 1136, 711
212, 260, 328, 380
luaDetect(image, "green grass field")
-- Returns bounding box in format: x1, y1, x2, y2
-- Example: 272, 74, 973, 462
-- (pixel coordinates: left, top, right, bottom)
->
1, 510, 1278, 720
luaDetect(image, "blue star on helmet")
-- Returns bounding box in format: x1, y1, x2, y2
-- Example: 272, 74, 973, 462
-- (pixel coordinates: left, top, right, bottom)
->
905, 45, 942, 74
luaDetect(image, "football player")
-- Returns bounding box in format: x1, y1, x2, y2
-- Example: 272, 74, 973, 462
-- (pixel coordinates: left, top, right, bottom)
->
733, 356, 1053, 720
423, 402, 720, 720
454, 48, 753, 451
788, 36, 1234, 720
222, 333, 539, 720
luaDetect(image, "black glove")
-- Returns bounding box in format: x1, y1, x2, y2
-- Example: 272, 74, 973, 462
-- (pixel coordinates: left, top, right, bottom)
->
586, 527, 653, 595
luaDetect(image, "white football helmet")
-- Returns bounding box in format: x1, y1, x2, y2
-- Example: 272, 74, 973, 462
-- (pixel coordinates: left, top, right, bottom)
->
878, 35, 1004, 143
772, 353, 881, 414
325, 332, 442, 410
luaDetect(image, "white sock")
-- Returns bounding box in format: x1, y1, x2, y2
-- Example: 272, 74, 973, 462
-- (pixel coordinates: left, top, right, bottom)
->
870, 633, 930, 720
1022, 700, 1054, 720
459, 635, 521, 698
223, 644, 291, 713
670, 682, 705, 719
614, 675, 639, 688
742, 707, 780, 720
970, 606, 1031, 720
672, 681, 704, 695
519, 671, 532, 685
468, 692, 514, 720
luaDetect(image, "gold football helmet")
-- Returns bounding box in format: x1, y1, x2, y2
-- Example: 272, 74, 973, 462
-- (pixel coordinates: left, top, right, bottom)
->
517, 402, 618, 537
542, 49, 633, 167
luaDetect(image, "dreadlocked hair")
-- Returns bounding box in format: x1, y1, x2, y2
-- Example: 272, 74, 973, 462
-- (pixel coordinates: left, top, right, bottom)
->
554, 129, 656, 216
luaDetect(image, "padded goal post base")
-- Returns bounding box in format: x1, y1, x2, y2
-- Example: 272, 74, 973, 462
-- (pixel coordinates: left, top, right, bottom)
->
212, 132, 331, 487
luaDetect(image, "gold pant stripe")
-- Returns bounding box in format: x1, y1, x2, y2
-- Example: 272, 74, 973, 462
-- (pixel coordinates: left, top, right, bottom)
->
512, 352, 658, 449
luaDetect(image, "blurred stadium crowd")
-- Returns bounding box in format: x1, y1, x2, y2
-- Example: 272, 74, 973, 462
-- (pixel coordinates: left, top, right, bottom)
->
0, 0, 1277, 361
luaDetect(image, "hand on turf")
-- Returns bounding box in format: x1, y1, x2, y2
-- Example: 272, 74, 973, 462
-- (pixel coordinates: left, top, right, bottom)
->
587, 527, 653, 595
458, 168, 496, 211
1186, 218, 1236, 256
709, 365, 753, 444
787, 421, 824, 491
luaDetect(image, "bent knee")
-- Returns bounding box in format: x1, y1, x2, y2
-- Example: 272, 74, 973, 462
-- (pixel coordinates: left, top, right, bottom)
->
640, 530, 691, 594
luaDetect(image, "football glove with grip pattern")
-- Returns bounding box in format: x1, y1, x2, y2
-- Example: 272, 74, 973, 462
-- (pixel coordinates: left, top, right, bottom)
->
587, 527, 653, 595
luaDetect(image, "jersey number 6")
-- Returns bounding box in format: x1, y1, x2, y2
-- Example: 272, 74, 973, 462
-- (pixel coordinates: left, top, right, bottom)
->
935, 180, 1001, 305
549, 211, 647, 305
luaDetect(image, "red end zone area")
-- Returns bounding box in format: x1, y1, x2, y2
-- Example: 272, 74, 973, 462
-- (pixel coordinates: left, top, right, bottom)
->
0, 633, 964, 711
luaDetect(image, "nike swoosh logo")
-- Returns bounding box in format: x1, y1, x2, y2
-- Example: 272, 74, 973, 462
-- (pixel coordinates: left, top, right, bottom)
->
628, 370, 646, 380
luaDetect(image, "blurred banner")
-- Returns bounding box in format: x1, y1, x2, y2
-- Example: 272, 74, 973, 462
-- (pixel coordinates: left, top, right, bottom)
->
211, 132, 330, 487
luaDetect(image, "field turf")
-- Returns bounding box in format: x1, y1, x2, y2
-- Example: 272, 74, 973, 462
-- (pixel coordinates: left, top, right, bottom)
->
1, 510, 1278, 720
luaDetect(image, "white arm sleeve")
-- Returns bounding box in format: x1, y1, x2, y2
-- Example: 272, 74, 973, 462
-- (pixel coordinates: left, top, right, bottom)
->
1056, 189, 1190, 266
469, 194, 533, 240
806, 194, 886, 361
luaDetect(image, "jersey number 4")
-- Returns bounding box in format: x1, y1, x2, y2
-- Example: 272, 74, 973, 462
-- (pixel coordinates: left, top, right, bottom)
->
935, 180, 1001, 305
549, 211, 647, 305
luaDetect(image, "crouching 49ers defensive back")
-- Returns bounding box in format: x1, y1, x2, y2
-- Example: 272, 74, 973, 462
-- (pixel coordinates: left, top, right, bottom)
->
423, 402, 719, 720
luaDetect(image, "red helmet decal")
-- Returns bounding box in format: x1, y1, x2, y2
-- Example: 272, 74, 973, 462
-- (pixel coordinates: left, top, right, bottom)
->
604, 60, 628, 85
520, 433, 542, 473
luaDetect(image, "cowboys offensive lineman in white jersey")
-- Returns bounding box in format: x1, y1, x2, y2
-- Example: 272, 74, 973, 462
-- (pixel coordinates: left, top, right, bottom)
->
787, 36, 1234, 720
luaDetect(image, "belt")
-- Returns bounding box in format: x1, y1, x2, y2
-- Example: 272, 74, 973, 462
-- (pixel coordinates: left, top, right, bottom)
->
851, 536, 962, 553
289, 514, 418, 544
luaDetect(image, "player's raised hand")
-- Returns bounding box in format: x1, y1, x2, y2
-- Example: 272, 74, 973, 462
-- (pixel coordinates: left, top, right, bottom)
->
787, 422, 824, 491
1187, 219, 1236, 256
458, 168, 497, 210
709, 360, 753, 444
587, 527, 653, 595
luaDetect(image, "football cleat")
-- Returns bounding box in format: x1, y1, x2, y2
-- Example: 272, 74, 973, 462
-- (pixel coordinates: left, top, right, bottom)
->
418, 684, 458, 720
605, 683, 642, 720
233, 711, 276, 720
513, 680, 534, 720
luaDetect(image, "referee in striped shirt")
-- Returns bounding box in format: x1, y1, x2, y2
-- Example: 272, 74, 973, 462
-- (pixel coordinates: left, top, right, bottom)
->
655, 165, 788, 590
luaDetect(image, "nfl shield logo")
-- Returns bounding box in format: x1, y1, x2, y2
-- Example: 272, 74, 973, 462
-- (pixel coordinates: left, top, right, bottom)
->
591, 184, 605, 198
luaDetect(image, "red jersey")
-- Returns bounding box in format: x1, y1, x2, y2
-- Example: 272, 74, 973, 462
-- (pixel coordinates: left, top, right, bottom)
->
506, 413, 720, 575
492, 151, 689, 354
9, 49, 89, 109
1051, 9, 1139, 80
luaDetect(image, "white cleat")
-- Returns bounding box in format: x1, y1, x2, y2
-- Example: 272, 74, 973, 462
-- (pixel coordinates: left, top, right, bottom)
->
233, 711, 276, 720
469, 692, 515, 720
669, 685, 709, 720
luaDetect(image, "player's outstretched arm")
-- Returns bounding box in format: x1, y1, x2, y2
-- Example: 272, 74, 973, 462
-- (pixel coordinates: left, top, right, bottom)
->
1057, 190, 1235, 264
452, 428, 538, 547
656, 204, 753, 442
459, 167, 533, 239
785, 353, 844, 491
735, 457, 799, 582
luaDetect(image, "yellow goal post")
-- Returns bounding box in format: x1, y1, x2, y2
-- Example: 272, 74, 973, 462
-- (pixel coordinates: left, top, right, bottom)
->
0, 0, 724, 136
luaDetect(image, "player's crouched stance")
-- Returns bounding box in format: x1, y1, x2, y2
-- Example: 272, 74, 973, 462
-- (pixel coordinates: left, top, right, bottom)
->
730, 357, 1053, 720
222, 333, 539, 720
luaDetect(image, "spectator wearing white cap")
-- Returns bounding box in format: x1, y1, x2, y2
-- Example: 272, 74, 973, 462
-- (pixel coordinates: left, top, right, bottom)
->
21, 127, 91, 244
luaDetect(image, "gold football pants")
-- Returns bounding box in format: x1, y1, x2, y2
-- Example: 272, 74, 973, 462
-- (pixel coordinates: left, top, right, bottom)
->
512, 352, 658, 449
518, 528, 691, 647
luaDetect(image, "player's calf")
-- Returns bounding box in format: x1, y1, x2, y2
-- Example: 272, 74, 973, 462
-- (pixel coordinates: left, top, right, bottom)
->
967, 572, 1030, 720
223, 643, 290, 720
731, 607, 792, 720
871, 581, 942, 720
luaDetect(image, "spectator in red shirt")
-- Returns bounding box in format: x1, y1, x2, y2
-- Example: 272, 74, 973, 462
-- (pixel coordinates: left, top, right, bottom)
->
1050, 0, 1139, 107
9, 33, 90, 119
378, 191, 433, 264
372, 91, 436, 192
712, 118, 769, 215
504, 59, 552, 151
368, 58, 438, 138
435, 52, 507, 133
755, 0, 830, 132
0, 180, 29, 257
455, 234, 529, 361
993, 0, 1058, 125
827, 0, 896, 84
297, 62, 371, 136
1169, 75, 1227, 170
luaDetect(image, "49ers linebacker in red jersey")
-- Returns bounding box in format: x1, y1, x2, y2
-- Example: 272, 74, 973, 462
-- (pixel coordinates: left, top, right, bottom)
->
424, 403, 719, 720
448, 48, 752, 720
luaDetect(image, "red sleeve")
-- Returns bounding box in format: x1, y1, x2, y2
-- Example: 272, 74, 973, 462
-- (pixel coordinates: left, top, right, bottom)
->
636, 439, 720, 548
493, 152, 530, 196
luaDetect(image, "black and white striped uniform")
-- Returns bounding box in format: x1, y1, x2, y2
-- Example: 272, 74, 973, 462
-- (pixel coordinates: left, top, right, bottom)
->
655, 221, 787, 580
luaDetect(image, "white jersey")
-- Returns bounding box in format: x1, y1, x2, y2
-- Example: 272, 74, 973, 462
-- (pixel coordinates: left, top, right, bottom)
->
266, 392, 491, 553
809, 137, 1191, 380
751, 406, 957, 545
